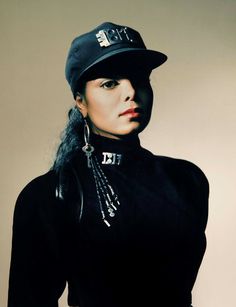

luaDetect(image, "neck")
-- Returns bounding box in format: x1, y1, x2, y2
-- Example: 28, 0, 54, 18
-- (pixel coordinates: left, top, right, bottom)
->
90, 132, 140, 153
92, 130, 139, 141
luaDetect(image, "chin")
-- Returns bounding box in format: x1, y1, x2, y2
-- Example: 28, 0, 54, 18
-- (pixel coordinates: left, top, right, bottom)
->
119, 123, 141, 135
129, 120, 149, 134
117, 123, 147, 138
92, 121, 148, 139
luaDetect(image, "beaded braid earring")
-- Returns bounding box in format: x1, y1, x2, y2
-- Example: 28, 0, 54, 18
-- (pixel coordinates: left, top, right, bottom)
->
82, 118, 120, 227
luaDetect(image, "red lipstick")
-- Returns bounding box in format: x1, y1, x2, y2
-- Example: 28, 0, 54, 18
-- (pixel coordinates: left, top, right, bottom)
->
119, 107, 143, 118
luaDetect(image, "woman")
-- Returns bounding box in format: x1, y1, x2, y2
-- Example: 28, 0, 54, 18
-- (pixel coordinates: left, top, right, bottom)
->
8, 22, 209, 307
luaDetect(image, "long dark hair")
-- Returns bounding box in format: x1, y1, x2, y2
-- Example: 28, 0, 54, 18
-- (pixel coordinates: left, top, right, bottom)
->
51, 106, 84, 172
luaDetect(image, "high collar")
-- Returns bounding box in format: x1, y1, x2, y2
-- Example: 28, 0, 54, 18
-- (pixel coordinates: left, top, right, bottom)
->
89, 133, 142, 166
90, 133, 141, 154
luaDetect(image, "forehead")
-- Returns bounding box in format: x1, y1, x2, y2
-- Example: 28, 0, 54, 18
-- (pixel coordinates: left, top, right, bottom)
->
85, 64, 151, 81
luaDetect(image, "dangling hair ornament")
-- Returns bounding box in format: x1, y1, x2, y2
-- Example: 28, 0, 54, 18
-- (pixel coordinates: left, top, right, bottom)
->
82, 118, 120, 227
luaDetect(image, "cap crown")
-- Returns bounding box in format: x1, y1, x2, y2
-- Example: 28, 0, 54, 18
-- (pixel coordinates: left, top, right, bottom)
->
65, 22, 167, 97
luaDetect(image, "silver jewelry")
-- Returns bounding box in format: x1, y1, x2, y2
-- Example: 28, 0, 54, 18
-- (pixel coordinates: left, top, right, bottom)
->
101, 152, 122, 165
82, 119, 94, 168
82, 119, 120, 227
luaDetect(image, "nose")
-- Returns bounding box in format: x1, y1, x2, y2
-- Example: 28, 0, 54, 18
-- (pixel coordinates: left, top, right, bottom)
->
123, 79, 135, 102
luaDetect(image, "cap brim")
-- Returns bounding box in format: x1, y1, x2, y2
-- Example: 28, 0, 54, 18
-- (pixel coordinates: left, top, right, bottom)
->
80, 48, 167, 80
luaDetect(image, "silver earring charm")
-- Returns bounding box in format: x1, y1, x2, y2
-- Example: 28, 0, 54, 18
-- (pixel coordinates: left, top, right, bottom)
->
82, 118, 94, 168
81, 119, 120, 227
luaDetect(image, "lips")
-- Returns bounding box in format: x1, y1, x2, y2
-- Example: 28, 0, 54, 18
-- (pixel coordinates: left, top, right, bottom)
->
119, 107, 143, 118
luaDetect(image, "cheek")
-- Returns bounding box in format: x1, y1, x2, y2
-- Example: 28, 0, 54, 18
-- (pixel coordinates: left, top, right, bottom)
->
85, 95, 116, 125
85, 91, 105, 113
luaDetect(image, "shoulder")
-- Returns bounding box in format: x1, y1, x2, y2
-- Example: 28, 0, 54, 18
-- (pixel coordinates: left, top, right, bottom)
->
152, 155, 209, 229
158, 155, 209, 190
16, 170, 57, 202
140, 147, 208, 186
156, 155, 209, 217
14, 170, 58, 220
157, 155, 207, 179
141, 148, 208, 185
141, 148, 209, 198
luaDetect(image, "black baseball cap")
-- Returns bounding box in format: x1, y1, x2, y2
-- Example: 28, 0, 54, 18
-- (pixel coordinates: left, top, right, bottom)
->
65, 22, 168, 98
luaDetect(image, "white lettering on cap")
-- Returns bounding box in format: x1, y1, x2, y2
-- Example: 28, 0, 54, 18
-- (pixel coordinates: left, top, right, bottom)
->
96, 27, 134, 48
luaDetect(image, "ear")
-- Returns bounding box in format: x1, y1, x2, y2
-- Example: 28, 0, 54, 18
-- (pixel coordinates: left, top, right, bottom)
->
75, 93, 88, 117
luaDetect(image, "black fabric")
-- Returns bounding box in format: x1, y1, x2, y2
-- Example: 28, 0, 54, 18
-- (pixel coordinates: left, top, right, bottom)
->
8, 134, 209, 307
65, 21, 167, 97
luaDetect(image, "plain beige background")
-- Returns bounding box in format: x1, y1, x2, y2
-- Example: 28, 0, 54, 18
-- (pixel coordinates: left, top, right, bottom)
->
1, 0, 235, 306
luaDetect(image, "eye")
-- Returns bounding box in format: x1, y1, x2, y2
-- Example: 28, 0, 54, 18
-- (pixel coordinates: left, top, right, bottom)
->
101, 79, 119, 89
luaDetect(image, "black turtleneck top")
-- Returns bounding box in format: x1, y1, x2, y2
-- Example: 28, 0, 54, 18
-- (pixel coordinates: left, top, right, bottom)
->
8, 134, 209, 307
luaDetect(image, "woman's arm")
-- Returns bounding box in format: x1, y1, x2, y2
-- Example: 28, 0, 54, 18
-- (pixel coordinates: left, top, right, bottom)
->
8, 173, 67, 307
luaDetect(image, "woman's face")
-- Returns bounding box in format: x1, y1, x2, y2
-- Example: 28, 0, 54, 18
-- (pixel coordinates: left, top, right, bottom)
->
76, 70, 153, 139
